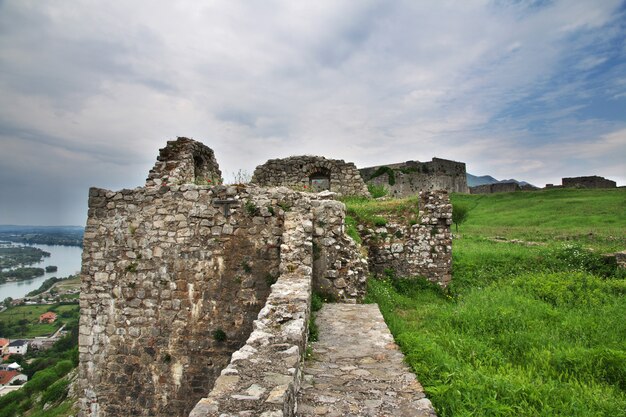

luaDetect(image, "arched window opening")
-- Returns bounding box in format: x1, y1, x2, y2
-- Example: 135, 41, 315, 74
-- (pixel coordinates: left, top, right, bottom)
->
309, 170, 331, 192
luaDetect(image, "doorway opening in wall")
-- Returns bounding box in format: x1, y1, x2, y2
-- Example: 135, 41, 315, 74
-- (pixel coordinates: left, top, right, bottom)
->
309, 170, 331, 192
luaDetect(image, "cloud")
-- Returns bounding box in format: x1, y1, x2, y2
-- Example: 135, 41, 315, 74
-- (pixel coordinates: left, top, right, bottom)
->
0, 0, 624, 225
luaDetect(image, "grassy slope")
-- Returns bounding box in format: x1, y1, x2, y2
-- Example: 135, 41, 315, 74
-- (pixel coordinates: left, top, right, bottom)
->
363, 188, 626, 417
0, 304, 78, 338
453, 188, 626, 251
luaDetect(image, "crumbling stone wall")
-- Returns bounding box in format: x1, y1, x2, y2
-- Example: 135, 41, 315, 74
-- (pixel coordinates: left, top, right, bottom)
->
190, 202, 314, 417
360, 158, 469, 197
311, 199, 368, 301
251, 156, 370, 197
79, 138, 454, 417
146, 137, 221, 187
79, 184, 285, 417
362, 191, 452, 286
470, 182, 520, 194
562, 176, 616, 189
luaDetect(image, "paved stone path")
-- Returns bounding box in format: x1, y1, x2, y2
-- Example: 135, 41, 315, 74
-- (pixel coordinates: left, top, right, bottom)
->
297, 303, 437, 417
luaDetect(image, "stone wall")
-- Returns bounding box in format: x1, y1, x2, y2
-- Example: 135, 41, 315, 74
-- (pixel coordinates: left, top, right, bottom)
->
79, 184, 286, 417
146, 137, 222, 187
311, 198, 368, 301
79, 138, 455, 416
362, 191, 452, 287
251, 156, 370, 197
359, 158, 469, 197
470, 182, 520, 194
79, 182, 368, 417
562, 176, 616, 189
189, 203, 313, 417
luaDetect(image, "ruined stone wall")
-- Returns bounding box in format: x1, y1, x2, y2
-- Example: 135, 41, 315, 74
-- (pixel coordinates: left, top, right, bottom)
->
190, 203, 313, 417
470, 182, 520, 194
79, 184, 286, 417
251, 156, 370, 197
146, 137, 222, 187
362, 191, 452, 286
311, 199, 368, 301
359, 158, 469, 197
562, 176, 617, 189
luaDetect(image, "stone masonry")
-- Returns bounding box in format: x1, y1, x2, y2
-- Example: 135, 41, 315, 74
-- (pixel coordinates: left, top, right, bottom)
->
78, 138, 449, 416
78, 140, 369, 416
359, 158, 469, 197
146, 137, 222, 187
252, 156, 370, 197
362, 191, 453, 287
562, 176, 617, 189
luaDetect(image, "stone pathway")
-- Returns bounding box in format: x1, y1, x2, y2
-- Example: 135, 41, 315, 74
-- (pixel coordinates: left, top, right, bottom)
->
297, 304, 437, 417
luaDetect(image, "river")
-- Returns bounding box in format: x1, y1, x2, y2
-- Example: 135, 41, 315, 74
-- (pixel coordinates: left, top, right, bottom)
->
0, 243, 83, 300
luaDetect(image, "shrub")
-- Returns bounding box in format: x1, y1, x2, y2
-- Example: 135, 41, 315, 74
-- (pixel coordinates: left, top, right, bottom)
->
212, 329, 227, 341
452, 203, 469, 232
369, 166, 396, 185
41, 378, 70, 405
368, 183, 388, 198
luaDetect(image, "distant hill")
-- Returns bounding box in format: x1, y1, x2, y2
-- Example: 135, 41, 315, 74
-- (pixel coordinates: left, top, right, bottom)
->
0, 225, 84, 247
467, 173, 536, 188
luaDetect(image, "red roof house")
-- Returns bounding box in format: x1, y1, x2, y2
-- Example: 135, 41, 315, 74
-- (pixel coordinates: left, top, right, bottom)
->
0, 339, 8, 355
0, 370, 27, 386
39, 312, 57, 324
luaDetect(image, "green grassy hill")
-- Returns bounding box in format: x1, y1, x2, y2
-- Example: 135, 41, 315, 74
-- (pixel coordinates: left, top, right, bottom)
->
359, 188, 626, 417
452, 188, 626, 251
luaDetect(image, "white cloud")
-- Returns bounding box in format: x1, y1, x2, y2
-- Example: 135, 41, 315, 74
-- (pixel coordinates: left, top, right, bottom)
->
0, 0, 625, 224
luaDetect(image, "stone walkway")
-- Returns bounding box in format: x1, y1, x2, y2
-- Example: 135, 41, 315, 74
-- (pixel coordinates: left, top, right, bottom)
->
297, 304, 437, 417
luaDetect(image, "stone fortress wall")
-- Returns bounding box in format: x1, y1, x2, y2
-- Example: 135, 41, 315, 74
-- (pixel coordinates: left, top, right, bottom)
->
470, 182, 520, 194
78, 138, 452, 417
251, 156, 370, 197
359, 158, 469, 197
562, 176, 617, 189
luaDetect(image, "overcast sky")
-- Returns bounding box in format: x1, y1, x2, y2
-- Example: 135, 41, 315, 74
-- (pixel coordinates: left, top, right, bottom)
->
1, 0, 625, 226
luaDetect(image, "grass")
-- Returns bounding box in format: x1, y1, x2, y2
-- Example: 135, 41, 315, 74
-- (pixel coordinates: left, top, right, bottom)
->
452, 188, 626, 252
342, 195, 421, 227
364, 188, 626, 417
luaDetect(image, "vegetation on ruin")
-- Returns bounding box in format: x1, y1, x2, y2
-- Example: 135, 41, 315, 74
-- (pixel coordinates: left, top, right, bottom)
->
365, 188, 626, 416
368, 165, 396, 185
342, 194, 421, 227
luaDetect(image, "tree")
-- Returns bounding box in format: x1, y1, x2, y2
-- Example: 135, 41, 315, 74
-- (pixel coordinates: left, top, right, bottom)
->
452, 203, 469, 232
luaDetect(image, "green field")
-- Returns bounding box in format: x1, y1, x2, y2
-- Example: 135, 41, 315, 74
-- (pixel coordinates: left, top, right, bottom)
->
357, 188, 626, 417
0, 304, 79, 338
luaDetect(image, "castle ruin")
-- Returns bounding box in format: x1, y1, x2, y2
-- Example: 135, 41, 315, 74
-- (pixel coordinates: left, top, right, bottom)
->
78, 138, 451, 417
359, 158, 469, 197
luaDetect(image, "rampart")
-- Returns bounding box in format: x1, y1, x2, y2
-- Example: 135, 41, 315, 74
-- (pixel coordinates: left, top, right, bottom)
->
251, 156, 370, 197
470, 182, 520, 194
78, 138, 451, 416
562, 176, 616, 189
359, 158, 469, 197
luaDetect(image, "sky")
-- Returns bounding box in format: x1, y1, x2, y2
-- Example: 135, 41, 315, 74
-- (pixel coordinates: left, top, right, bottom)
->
0, 0, 625, 226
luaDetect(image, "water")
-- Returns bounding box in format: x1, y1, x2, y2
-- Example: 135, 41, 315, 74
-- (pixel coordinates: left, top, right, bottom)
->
0, 243, 83, 300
